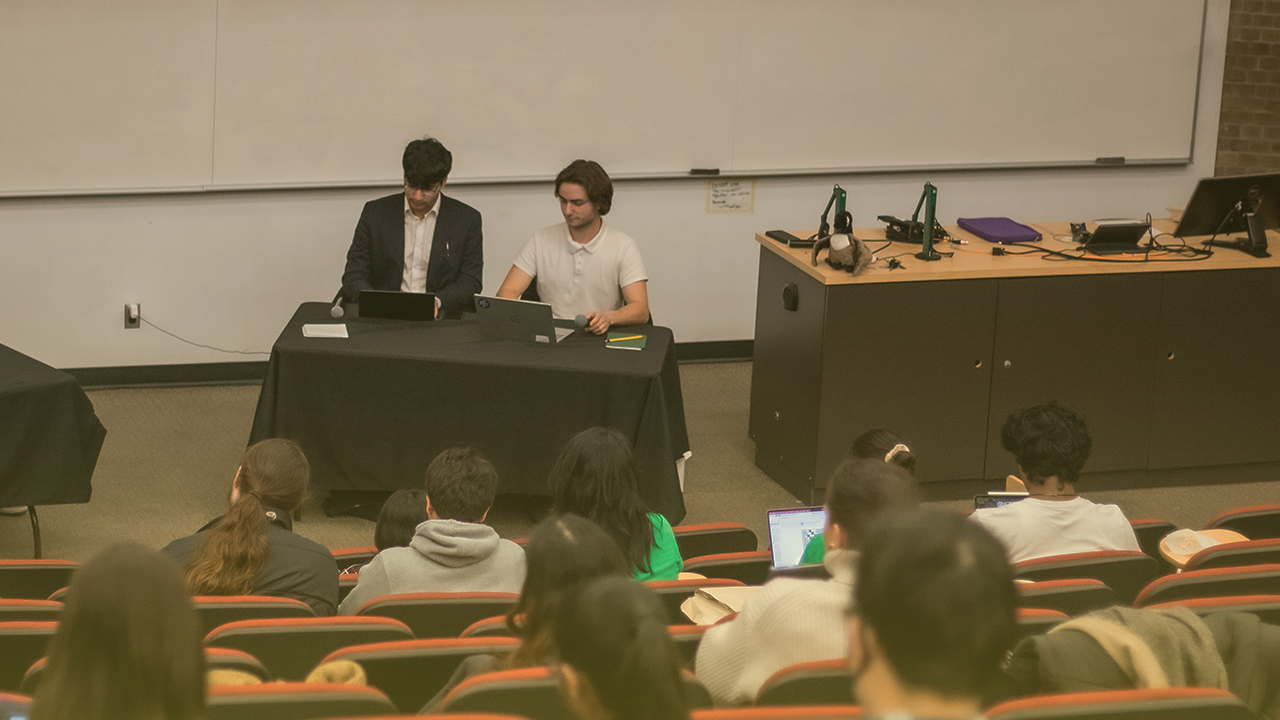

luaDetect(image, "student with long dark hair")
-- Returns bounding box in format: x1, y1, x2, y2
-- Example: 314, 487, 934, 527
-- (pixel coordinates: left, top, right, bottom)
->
426, 513, 628, 710
555, 576, 690, 720
548, 426, 682, 580
374, 488, 430, 552
162, 438, 339, 615
32, 544, 205, 720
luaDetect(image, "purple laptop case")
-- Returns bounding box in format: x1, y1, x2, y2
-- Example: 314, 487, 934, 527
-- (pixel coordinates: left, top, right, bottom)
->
957, 217, 1041, 244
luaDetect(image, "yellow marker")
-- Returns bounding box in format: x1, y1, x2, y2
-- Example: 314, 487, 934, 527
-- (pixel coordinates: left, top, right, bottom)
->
608, 335, 644, 342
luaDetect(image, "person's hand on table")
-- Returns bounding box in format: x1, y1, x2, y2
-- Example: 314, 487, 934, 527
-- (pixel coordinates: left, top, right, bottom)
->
585, 311, 613, 335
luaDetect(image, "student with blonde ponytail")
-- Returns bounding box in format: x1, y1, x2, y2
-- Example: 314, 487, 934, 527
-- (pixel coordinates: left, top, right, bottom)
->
162, 438, 338, 615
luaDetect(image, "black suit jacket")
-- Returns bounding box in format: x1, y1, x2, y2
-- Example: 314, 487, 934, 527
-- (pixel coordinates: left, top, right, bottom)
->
341, 193, 483, 315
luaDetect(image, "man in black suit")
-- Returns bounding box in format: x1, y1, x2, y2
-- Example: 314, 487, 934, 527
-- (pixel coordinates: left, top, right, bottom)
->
341, 137, 483, 318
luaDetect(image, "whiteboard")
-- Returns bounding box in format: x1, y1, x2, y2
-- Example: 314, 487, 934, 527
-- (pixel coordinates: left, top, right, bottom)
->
0, 0, 1205, 194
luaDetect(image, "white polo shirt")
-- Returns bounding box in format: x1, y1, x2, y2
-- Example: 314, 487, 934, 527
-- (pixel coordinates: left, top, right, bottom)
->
513, 222, 648, 320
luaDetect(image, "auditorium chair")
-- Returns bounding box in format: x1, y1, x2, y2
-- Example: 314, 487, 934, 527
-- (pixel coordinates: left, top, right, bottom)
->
192, 595, 315, 634
692, 708, 864, 720
1143, 593, 1280, 625
339, 572, 359, 603
332, 545, 378, 571
319, 636, 520, 713
354, 592, 519, 638
668, 623, 709, 668
22, 646, 272, 693
1129, 518, 1177, 572
672, 522, 759, 559
439, 665, 711, 719
1015, 608, 1069, 641
985, 687, 1254, 720
1015, 578, 1118, 616
0, 599, 60, 622
0, 692, 30, 719
0, 621, 56, 692
206, 682, 397, 720
1203, 503, 1280, 539
644, 578, 747, 625
1011, 550, 1163, 605
754, 658, 854, 707
459, 615, 516, 638
1134, 563, 1280, 608
0, 559, 77, 600
1182, 537, 1280, 572
204, 616, 415, 680
682, 551, 773, 585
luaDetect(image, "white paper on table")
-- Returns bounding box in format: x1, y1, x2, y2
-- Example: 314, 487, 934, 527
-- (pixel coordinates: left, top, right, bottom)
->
1164, 528, 1222, 555
302, 324, 348, 338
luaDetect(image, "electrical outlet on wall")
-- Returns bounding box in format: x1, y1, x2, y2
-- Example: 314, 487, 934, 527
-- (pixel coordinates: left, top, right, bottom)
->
124, 303, 141, 329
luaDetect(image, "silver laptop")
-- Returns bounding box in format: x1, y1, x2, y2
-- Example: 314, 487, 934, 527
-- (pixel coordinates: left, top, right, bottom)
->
474, 295, 574, 344
766, 506, 827, 568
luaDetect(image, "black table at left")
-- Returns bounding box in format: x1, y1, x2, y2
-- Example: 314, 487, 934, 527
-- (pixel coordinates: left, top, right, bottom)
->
249, 303, 690, 523
0, 344, 107, 557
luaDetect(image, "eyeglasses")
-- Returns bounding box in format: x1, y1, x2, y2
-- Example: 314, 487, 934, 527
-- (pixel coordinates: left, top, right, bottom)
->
404, 182, 442, 197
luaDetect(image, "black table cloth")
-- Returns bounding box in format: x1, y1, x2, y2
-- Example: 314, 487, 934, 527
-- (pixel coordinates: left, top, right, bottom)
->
0, 344, 106, 507
249, 303, 689, 522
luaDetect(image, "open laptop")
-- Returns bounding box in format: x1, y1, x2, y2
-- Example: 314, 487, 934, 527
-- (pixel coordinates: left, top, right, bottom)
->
1081, 221, 1151, 255
357, 290, 436, 321
474, 295, 574, 344
766, 506, 827, 568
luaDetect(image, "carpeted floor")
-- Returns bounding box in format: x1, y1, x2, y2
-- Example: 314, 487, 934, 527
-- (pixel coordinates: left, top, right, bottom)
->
0, 361, 1274, 562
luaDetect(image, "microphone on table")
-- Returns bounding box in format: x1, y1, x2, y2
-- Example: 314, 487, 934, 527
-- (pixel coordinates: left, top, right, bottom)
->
330, 290, 347, 319
575, 314, 588, 330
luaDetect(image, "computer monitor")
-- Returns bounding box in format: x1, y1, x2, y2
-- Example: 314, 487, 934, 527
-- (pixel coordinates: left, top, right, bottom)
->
1174, 173, 1280, 258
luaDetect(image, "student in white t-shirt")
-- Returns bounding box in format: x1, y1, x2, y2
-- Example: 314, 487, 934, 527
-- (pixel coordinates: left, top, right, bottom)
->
970, 401, 1140, 564
496, 160, 649, 334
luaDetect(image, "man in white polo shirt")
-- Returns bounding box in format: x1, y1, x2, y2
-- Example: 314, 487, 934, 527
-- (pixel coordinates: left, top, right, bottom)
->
495, 160, 649, 334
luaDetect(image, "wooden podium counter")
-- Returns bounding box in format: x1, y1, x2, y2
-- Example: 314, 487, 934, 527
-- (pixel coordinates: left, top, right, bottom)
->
748, 220, 1280, 502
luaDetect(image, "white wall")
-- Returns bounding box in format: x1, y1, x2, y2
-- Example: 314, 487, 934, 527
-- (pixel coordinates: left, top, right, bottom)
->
0, 1, 1228, 369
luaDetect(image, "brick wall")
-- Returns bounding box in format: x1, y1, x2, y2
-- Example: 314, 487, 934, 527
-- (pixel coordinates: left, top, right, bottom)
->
1216, 0, 1280, 176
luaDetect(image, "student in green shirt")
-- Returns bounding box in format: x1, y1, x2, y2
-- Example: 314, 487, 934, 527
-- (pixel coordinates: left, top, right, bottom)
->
549, 427, 683, 581
801, 428, 916, 566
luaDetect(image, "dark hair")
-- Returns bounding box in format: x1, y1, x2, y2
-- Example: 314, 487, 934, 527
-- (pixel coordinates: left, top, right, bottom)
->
374, 489, 429, 551
825, 458, 919, 549
507, 513, 629, 667
424, 447, 499, 523
854, 508, 1016, 699
555, 576, 689, 720
402, 137, 452, 189
1000, 401, 1091, 488
849, 428, 916, 475
33, 544, 205, 720
555, 160, 613, 215
549, 427, 655, 574
185, 438, 310, 596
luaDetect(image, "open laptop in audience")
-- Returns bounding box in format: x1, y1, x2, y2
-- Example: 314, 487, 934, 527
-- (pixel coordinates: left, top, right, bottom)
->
474, 294, 574, 344
766, 506, 826, 569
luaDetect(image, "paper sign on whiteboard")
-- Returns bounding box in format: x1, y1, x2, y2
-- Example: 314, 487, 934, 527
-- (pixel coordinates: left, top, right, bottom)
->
707, 179, 754, 213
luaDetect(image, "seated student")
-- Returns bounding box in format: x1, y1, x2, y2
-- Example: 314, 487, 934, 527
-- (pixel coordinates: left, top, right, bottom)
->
800, 427, 917, 565
694, 458, 919, 706
162, 438, 339, 616
549, 427, 682, 581
33, 543, 205, 720
341, 489, 430, 575
970, 401, 1140, 564
425, 512, 630, 710
555, 576, 691, 720
339, 447, 525, 614
848, 508, 1017, 720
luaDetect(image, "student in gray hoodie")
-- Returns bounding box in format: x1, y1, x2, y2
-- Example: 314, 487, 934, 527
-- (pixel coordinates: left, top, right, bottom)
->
339, 447, 526, 615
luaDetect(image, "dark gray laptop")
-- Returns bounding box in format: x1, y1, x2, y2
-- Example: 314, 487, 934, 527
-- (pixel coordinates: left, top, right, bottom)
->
358, 290, 436, 321
474, 295, 574, 344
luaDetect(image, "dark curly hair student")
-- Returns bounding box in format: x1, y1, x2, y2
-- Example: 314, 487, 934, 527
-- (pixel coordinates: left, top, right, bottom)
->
971, 401, 1139, 563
